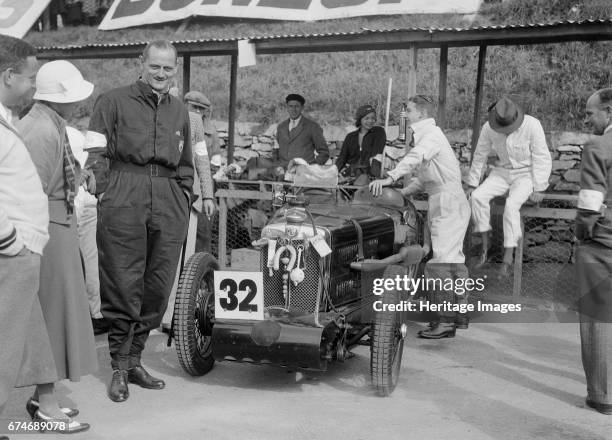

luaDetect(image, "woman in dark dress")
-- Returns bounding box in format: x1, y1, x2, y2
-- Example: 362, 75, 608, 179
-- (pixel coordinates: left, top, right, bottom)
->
336, 105, 386, 180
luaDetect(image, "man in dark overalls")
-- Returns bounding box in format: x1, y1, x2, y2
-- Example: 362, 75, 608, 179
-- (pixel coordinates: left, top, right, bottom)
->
84, 40, 193, 402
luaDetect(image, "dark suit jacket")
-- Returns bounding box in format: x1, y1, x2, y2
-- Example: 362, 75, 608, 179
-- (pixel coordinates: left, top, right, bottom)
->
275, 115, 329, 167
576, 129, 612, 247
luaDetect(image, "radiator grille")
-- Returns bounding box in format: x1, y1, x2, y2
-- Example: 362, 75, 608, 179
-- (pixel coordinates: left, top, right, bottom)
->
260, 240, 321, 313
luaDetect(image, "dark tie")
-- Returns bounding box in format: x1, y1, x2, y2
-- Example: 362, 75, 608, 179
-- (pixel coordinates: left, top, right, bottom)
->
407, 127, 415, 148
63, 131, 77, 215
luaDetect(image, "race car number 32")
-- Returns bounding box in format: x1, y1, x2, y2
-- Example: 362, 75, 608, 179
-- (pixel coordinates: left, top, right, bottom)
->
214, 271, 264, 320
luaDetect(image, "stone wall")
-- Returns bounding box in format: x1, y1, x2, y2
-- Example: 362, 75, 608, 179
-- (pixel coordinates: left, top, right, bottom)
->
213, 121, 590, 194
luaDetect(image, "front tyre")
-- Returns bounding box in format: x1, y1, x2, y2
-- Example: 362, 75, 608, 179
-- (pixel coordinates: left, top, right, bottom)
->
173, 252, 218, 376
370, 264, 407, 396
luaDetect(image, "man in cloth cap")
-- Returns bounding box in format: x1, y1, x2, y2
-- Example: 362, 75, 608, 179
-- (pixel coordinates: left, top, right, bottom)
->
575, 88, 612, 416
273, 93, 329, 168
369, 95, 471, 339
84, 40, 193, 402
184, 90, 221, 158
466, 97, 552, 276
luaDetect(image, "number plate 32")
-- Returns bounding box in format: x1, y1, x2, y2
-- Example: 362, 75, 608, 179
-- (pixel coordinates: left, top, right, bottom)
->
214, 271, 264, 321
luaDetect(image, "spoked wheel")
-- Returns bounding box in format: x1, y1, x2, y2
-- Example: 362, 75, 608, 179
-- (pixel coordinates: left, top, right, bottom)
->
370, 264, 411, 396
173, 252, 218, 376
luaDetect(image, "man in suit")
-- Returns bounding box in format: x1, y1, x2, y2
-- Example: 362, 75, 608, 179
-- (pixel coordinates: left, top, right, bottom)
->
274, 94, 329, 168
575, 88, 612, 415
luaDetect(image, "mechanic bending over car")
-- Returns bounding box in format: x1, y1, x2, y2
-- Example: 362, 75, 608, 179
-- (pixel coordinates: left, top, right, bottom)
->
369, 94, 470, 339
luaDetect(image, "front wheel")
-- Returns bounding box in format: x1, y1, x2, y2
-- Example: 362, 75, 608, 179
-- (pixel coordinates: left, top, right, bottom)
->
370, 264, 407, 396
173, 252, 218, 376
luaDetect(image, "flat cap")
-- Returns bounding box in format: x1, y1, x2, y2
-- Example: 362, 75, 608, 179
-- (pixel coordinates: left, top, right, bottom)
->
184, 90, 211, 108
285, 93, 305, 105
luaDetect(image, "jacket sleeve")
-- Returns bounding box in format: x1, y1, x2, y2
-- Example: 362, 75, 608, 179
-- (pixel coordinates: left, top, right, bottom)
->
84, 93, 115, 194
372, 127, 387, 155
466, 124, 492, 187
335, 134, 350, 172
529, 119, 552, 192
19, 118, 62, 196
311, 122, 330, 165
0, 138, 24, 255
575, 141, 608, 242
193, 141, 214, 200
178, 108, 195, 194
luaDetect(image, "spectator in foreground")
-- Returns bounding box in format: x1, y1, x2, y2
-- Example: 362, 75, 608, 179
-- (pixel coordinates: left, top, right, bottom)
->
0, 33, 59, 434
17, 59, 96, 433
575, 88, 612, 416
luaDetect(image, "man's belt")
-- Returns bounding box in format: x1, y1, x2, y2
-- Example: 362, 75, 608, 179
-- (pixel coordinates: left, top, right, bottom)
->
110, 161, 176, 178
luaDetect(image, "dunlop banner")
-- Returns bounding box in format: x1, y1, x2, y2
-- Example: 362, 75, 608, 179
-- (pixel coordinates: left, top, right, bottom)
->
0, 0, 52, 38
100, 0, 482, 30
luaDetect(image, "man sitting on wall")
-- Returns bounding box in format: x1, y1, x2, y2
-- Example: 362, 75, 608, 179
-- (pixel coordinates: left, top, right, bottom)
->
465, 97, 552, 277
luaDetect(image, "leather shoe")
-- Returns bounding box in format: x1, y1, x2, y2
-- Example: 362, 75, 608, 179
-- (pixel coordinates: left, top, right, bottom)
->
586, 398, 612, 415
108, 370, 129, 402
33, 410, 90, 434
418, 322, 456, 339
128, 366, 165, 390
26, 397, 78, 418
455, 314, 469, 329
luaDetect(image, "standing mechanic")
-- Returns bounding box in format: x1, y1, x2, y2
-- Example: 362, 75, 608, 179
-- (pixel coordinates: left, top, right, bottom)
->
369, 95, 470, 339
84, 40, 193, 402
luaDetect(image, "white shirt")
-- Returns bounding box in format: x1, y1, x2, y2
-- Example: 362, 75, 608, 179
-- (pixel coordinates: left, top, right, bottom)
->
289, 116, 302, 131
387, 118, 463, 194
0, 102, 13, 127
466, 115, 552, 192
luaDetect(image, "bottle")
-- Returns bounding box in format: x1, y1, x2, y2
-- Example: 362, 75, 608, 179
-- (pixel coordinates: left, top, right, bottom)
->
398, 103, 408, 142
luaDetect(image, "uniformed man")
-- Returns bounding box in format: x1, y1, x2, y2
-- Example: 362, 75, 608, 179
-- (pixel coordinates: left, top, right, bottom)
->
369, 94, 470, 338
84, 40, 194, 402
575, 88, 612, 415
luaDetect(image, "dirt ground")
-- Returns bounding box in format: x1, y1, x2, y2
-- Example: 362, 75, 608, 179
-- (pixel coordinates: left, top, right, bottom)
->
3, 321, 612, 440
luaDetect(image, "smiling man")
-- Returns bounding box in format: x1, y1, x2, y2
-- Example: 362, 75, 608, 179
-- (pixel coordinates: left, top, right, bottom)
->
274, 93, 329, 168
84, 40, 193, 402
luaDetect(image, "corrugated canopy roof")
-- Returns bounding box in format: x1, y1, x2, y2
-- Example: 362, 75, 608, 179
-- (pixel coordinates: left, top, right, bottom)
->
37, 19, 612, 59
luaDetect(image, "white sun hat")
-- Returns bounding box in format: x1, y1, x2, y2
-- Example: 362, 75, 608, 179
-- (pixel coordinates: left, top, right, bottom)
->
33, 60, 94, 104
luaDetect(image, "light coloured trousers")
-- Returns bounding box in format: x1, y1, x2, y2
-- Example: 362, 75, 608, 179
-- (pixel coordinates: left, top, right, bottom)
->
470, 168, 533, 248
76, 197, 102, 319
428, 190, 470, 264
0, 252, 57, 416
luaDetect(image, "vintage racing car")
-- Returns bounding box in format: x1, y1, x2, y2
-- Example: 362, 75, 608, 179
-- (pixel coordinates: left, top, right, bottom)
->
171, 185, 428, 396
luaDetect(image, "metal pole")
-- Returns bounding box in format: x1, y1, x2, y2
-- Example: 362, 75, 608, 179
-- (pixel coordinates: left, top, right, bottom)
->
182, 54, 191, 97
227, 51, 238, 165
219, 196, 228, 269
437, 44, 448, 128
407, 45, 418, 98
470, 44, 487, 166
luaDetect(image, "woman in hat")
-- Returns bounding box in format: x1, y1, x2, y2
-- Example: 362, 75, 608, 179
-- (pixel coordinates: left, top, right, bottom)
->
335, 105, 386, 181
16, 60, 96, 433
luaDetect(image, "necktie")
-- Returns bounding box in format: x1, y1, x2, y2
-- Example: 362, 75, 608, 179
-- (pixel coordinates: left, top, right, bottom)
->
406, 127, 415, 149
289, 119, 297, 132
63, 131, 77, 215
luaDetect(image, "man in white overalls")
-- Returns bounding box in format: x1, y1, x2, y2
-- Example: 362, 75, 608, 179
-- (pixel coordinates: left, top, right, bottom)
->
369, 95, 470, 338
466, 97, 551, 277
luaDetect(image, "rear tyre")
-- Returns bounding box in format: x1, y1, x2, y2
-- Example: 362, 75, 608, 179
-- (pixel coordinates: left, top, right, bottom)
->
173, 252, 218, 376
370, 264, 408, 396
